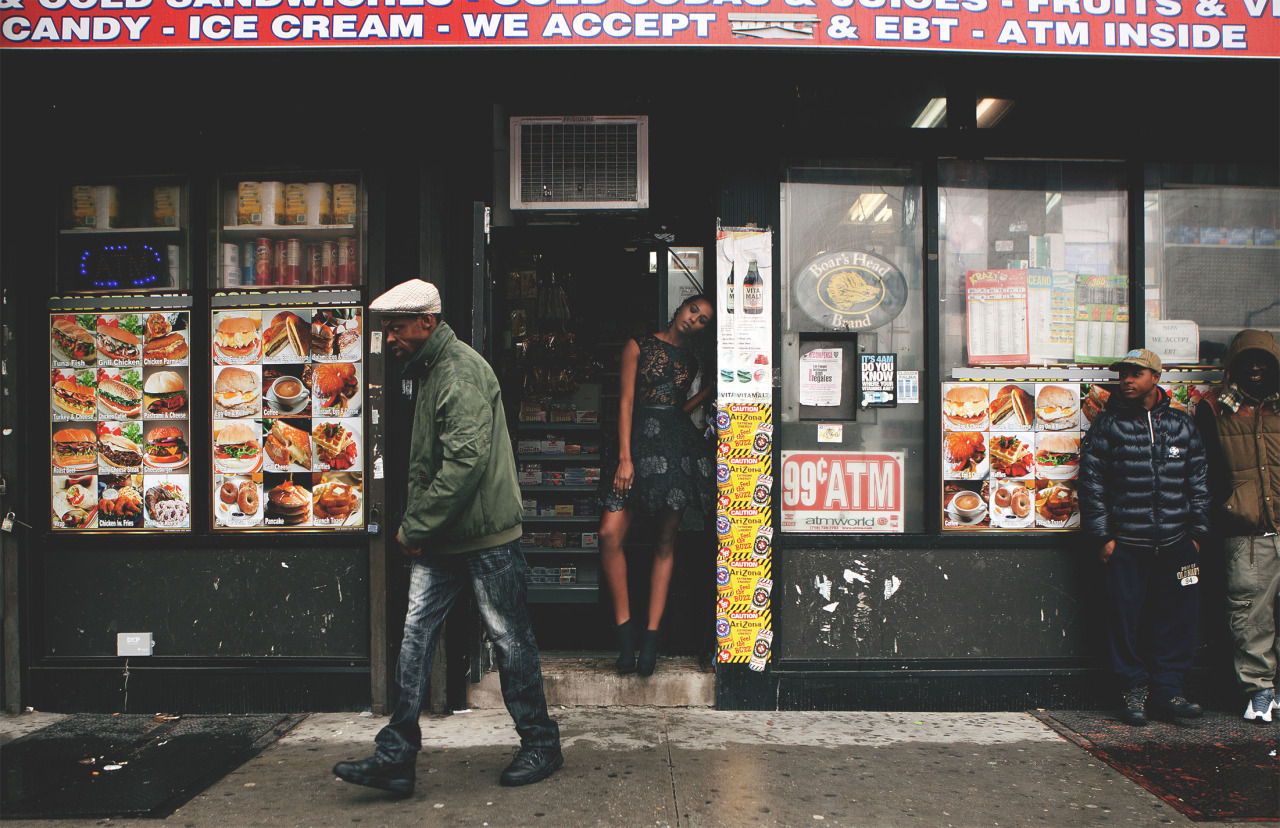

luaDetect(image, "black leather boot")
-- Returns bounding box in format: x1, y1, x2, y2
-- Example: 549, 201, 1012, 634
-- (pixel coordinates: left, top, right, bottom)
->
637, 629, 660, 677
615, 619, 637, 674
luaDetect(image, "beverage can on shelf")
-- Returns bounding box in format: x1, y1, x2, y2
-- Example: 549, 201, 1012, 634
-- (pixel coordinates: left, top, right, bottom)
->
240, 242, 256, 285
280, 238, 302, 285
333, 183, 358, 224
304, 243, 320, 285
283, 183, 308, 225
319, 240, 337, 285
153, 185, 180, 227
271, 238, 285, 285
308, 182, 333, 225
237, 182, 263, 226
252, 237, 272, 286
336, 236, 357, 284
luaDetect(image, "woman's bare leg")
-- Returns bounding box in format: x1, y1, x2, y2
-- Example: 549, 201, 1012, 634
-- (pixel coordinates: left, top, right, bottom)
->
599, 507, 634, 626
646, 508, 684, 630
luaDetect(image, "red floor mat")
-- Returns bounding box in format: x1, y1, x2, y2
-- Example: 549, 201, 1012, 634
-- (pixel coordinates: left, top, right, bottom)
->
1036, 709, 1279, 822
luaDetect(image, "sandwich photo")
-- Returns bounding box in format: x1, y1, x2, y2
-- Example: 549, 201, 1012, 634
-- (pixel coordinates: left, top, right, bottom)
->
263, 311, 308, 359
1036, 481, 1079, 527
1035, 384, 1079, 430
96, 325, 141, 363
312, 362, 360, 413
989, 434, 1033, 479
265, 420, 312, 469
1080, 383, 1111, 424
52, 476, 97, 529
311, 309, 361, 359
312, 421, 358, 470
145, 312, 172, 340
944, 431, 986, 479
97, 376, 142, 418
143, 332, 188, 363
215, 421, 263, 473
214, 366, 260, 418
51, 375, 96, 419
215, 314, 260, 361
51, 317, 97, 364
52, 428, 98, 469
265, 479, 311, 526
143, 425, 189, 468
943, 385, 988, 429
98, 433, 143, 469
143, 371, 188, 416
988, 384, 1034, 428
1034, 433, 1081, 478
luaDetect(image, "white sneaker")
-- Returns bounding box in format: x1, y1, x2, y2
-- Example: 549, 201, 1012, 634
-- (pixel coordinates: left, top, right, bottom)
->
1243, 688, 1277, 723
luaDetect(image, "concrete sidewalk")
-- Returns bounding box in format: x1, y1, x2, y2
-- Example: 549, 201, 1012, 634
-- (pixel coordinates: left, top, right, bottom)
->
1, 707, 1274, 827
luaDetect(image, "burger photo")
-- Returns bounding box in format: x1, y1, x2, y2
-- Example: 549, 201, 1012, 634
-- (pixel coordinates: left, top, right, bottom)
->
143, 331, 189, 363
51, 373, 96, 419
214, 420, 262, 474
143, 425, 189, 469
214, 366, 260, 418
943, 384, 988, 430
143, 370, 188, 416
1035, 384, 1079, 431
52, 428, 97, 469
265, 479, 311, 526
987, 384, 1034, 429
214, 314, 260, 362
1035, 481, 1079, 527
1034, 432, 1081, 478
51, 317, 96, 364
96, 375, 142, 418
1080, 383, 1111, 425
989, 434, 1033, 479
96, 324, 141, 363
98, 432, 143, 470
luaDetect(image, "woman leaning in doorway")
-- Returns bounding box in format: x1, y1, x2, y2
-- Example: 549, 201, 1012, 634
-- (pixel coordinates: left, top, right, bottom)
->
600, 294, 718, 676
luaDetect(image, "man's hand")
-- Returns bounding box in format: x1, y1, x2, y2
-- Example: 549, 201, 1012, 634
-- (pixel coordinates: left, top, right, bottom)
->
1099, 540, 1115, 563
399, 538, 422, 557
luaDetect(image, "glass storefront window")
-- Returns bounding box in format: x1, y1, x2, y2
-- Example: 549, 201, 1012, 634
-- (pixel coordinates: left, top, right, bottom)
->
1143, 165, 1280, 365
938, 160, 1127, 532
779, 164, 925, 534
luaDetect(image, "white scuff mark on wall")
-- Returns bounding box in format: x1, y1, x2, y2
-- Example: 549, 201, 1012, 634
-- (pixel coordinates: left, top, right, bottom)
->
844, 569, 869, 585
883, 575, 902, 600
795, 584, 802, 595
944, 574, 949, 580
820, 623, 831, 633
213, 578, 220, 590
815, 574, 832, 601
822, 602, 840, 613
1041, 609, 1045, 622
894, 638, 898, 654
281, 562, 289, 568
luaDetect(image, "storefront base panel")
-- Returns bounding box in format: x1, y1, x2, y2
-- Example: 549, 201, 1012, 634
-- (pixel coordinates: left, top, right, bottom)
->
715, 664, 1239, 712
26, 665, 370, 714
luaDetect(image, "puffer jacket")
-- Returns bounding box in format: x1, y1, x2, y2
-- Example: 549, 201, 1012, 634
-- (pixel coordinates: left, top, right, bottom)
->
1194, 329, 1280, 536
1079, 386, 1211, 547
397, 321, 524, 554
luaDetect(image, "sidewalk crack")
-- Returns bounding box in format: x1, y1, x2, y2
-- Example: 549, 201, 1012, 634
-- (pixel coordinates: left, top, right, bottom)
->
662, 710, 681, 828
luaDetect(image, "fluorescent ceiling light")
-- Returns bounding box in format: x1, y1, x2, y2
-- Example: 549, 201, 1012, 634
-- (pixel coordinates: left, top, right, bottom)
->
976, 98, 1015, 128
912, 98, 947, 129
848, 193, 889, 222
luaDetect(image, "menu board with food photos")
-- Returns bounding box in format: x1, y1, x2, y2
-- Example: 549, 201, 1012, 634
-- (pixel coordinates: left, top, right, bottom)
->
941, 380, 1082, 532
50, 309, 193, 531
210, 305, 364, 531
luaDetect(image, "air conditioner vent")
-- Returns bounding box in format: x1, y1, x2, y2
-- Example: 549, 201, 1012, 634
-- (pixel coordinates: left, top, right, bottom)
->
510, 116, 649, 210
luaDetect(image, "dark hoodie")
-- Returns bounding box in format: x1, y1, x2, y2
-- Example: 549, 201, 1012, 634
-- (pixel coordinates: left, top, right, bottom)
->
1079, 384, 1211, 548
1195, 329, 1280, 536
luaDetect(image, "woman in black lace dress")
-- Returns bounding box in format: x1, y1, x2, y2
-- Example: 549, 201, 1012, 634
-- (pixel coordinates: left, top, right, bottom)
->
601, 294, 717, 676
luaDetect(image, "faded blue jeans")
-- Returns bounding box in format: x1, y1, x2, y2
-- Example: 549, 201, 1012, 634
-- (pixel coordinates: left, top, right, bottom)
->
374, 541, 559, 764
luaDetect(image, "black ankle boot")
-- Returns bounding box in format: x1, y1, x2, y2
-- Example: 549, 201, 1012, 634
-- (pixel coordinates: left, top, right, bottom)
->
637, 629, 660, 677
615, 620, 637, 674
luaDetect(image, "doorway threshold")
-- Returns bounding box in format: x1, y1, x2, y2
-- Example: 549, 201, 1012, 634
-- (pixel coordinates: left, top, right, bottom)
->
469, 652, 715, 708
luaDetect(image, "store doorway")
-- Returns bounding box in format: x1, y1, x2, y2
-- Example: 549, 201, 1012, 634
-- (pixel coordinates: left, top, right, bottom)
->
490, 218, 717, 666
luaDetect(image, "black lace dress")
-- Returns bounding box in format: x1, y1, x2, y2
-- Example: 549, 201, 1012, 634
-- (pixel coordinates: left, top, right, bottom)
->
601, 335, 717, 516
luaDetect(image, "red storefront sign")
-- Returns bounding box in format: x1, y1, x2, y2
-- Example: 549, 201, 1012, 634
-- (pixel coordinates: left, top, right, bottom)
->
781, 451, 904, 533
2, 0, 1276, 56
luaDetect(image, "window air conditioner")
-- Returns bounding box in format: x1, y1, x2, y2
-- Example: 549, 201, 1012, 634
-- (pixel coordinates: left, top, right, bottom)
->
510, 116, 649, 211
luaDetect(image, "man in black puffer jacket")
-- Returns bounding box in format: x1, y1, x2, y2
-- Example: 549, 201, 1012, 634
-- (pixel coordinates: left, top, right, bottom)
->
1079, 348, 1211, 727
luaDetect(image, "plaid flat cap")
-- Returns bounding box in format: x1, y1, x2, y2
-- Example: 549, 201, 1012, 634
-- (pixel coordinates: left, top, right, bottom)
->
369, 279, 442, 314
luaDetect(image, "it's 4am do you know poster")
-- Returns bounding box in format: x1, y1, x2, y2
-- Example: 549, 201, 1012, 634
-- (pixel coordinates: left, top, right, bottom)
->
780, 451, 904, 533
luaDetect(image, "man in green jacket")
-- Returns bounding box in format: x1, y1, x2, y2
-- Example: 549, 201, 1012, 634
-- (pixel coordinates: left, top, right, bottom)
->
334, 279, 561, 796
1195, 329, 1280, 723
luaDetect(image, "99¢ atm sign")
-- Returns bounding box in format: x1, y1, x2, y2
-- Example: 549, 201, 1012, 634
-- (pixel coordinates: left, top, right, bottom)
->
781, 451, 904, 533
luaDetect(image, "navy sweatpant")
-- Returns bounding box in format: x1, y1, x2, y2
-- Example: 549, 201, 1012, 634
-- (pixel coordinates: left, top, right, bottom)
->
1102, 536, 1199, 700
